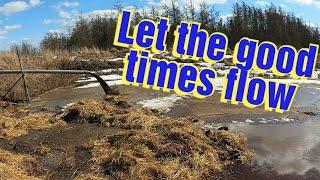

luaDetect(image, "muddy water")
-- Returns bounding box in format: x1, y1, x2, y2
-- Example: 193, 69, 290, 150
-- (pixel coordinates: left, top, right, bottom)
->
30, 79, 320, 178
206, 85, 320, 178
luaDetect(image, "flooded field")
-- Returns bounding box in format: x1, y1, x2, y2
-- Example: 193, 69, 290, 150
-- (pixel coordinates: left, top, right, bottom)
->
29, 72, 320, 179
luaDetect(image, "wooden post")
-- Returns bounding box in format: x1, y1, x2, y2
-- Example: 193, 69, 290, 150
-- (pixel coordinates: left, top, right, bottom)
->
16, 49, 30, 102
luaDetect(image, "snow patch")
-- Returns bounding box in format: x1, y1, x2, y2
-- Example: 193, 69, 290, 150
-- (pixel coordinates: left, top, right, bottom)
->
101, 68, 123, 73
77, 80, 122, 89
108, 58, 123, 62
274, 79, 320, 85
76, 74, 123, 89
76, 74, 122, 83
61, 103, 75, 111
137, 94, 183, 113
224, 54, 233, 59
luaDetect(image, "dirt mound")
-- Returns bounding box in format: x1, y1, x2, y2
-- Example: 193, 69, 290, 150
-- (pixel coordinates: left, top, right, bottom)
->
62, 96, 253, 179
62, 96, 161, 130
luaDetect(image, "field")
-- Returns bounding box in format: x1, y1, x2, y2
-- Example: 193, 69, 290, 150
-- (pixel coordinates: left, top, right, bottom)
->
0, 48, 125, 100
0, 49, 255, 179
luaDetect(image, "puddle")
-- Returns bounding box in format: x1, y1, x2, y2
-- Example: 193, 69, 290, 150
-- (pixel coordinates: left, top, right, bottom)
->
205, 85, 320, 177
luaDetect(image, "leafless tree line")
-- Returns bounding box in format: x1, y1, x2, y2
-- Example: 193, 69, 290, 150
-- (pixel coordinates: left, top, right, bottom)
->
37, 1, 320, 51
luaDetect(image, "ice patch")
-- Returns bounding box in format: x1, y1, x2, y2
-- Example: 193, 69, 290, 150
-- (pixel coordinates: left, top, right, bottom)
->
137, 94, 183, 113
77, 80, 122, 89
214, 78, 223, 91
197, 62, 212, 68
259, 120, 268, 124
108, 58, 123, 62
164, 56, 177, 61
69, 56, 77, 61
101, 68, 123, 73
245, 119, 254, 123
281, 117, 295, 122
212, 63, 225, 69
274, 79, 320, 85
76, 74, 122, 83
232, 120, 245, 124
61, 103, 75, 111
224, 54, 233, 59
217, 69, 229, 76
312, 70, 320, 79
76, 74, 122, 89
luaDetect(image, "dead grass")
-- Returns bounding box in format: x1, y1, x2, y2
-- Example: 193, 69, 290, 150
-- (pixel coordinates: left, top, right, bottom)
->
0, 96, 253, 179
0, 102, 65, 138
0, 149, 39, 180
0, 113, 65, 138
62, 96, 253, 179
0, 49, 125, 101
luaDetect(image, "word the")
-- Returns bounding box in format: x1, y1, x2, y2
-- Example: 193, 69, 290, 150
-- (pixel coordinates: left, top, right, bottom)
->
172, 22, 228, 63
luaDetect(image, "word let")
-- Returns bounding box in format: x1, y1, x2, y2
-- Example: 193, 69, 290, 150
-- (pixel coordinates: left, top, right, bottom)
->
114, 10, 170, 53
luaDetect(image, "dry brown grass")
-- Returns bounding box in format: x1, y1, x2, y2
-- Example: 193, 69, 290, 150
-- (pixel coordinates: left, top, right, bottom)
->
0, 49, 124, 101
0, 113, 65, 138
0, 149, 39, 180
0, 102, 65, 138
0, 96, 253, 179
62, 96, 253, 179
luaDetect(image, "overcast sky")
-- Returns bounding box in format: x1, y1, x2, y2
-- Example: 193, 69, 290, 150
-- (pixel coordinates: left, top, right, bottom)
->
0, 0, 319, 50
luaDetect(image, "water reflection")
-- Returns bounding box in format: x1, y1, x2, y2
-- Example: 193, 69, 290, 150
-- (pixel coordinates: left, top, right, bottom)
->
228, 120, 320, 174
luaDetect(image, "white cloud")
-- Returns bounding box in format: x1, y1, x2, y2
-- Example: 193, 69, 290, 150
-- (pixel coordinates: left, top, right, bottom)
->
157, 0, 226, 9
0, 0, 43, 16
255, 0, 270, 7
48, 29, 62, 33
43, 19, 53, 24
306, 22, 317, 28
29, 0, 43, 7
314, 1, 320, 7
292, 0, 320, 7
4, 24, 22, 31
294, 0, 314, 5
296, 12, 304, 18
220, 13, 233, 21
280, 3, 288, 8
85, 9, 117, 18
0, 1, 29, 16
146, 0, 157, 5
59, 10, 71, 19
0, 24, 22, 39
62, 1, 80, 8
